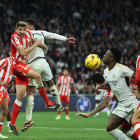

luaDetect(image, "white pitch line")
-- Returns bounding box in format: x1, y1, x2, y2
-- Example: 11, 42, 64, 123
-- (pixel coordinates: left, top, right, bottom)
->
4, 126, 105, 130
85, 128, 105, 131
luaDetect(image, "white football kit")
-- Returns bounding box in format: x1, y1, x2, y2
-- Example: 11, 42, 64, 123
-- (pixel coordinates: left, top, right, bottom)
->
104, 63, 140, 123
28, 30, 66, 86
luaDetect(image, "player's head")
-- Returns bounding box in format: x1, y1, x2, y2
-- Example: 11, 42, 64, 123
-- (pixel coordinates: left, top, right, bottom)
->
24, 18, 36, 30
103, 47, 121, 65
90, 72, 105, 86
63, 68, 69, 76
16, 21, 26, 38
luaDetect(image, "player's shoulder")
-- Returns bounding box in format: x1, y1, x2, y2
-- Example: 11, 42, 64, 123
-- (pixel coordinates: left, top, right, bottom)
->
11, 32, 20, 39
115, 63, 125, 69
137, 55, 140, 62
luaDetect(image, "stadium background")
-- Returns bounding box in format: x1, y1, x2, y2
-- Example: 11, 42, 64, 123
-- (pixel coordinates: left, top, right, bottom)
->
0, 0, 138, 139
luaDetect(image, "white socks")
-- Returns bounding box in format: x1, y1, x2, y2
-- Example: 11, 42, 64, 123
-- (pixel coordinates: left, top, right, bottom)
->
49, 85, 61, 105
107, 105, 110, 116
15, 99, 22, 107
25, 95, 34, 122
95, 104, 99, 116
108, 129, 129, 140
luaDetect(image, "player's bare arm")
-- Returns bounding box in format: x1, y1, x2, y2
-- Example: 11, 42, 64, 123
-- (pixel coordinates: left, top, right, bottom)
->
66, 37, 76, 43
0, 81, 7, 86
56, 83, 59, 89
9, 81, 15, 93
95, 83, 110, 94
72, 85, 78, 96
76, 96, 112, 118
16, 39, 42, 56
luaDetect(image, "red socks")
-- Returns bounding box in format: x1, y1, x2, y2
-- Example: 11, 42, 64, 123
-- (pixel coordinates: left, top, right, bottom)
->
133, 122, 140, 139
0, 122, 3, 132
37, 86, 50, 105
65, 108, 69, 115
11, 102, 21, 124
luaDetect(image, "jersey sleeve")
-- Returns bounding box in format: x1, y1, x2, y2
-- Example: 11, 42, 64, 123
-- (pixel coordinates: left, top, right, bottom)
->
11, 36, 22, 48
70, 77, 75, 86
102, 89, 112, 98
121, 66, 134, 78
0, 59, 7, 69
57, 77, 61, 84
41, 31, 66, 41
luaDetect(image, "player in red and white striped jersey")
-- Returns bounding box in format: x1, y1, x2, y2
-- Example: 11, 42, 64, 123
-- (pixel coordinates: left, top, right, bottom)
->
0, 52, 15, 138
9, 21, 58, 135
76, 73, 138, 140
55, 68, 78, 120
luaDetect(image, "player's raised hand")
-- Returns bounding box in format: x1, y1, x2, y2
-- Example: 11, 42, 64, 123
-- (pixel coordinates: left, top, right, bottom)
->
67, 37, 76, 43
76, 113, 89, 118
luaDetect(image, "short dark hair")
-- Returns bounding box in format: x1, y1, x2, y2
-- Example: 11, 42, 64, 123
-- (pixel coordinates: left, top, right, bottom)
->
63, 68, 68, 71
24, 18, 36, 26
90, 72, 105, 84
110, 47, 121, 62
16, 21, 26, 28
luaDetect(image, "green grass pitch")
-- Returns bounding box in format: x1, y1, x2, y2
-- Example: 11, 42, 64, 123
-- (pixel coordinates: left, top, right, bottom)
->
1, 112, 132, 140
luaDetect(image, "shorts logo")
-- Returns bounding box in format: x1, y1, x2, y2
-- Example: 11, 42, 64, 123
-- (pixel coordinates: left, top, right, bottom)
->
76, 97, 91, 112
24, 67, 28, 70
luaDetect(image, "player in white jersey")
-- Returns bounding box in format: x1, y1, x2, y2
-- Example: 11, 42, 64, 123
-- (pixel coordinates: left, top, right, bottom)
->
22, 18, 76, 131
76, 72, 139, 140
95, 47, 140, 140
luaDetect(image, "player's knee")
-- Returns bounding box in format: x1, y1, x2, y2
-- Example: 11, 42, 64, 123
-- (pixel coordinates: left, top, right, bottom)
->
2, 109, 9, 116
106, 124, 114, 132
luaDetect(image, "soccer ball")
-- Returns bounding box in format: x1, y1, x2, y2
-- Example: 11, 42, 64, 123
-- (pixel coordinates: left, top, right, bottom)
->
85, 54, 101, 69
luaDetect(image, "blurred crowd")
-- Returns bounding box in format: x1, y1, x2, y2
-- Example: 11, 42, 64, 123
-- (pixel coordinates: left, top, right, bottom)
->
0, 0, 140, 94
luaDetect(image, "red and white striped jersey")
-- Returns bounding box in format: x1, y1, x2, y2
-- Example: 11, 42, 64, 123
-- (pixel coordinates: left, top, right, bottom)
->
0, 57, 13, 93
57, 76, 74, 96
11, 29, 34, 65
102, 89, 117, 101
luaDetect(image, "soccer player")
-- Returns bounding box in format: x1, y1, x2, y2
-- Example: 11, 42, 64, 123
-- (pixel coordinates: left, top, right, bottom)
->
21, 18, 76, 130
0, 52, 14, 138
9, 21, 58, 135
95, 47, 140, 139
76, 72, 138, 140
55, 68, 78, 120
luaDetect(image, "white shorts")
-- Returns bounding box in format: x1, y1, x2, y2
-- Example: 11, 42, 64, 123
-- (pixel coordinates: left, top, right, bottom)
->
95, 93, 102, 101
112, 99, 140, 123
28, 58, 53, 86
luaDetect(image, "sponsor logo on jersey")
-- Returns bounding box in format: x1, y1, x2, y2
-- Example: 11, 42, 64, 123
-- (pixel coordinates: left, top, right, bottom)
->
24, 67, 28, 70
76, 97, 91, 112
28, 35, 31, 38
113, 74, 115, 78
107, 80, 117, 86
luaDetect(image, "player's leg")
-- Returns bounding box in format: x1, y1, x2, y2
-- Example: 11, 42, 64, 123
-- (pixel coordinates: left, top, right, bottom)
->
40, 59, 62, 109
21, 86, 35, 132
9, 84, 26, 135
120, 123, 138, 139
7, 103, 12, 132
107, 105, 111, 117
0, 97, 9, 138
55, 96, 63, 120
65, 102, 70, 120
131, 109, 140, 139
107, 114, 129, 140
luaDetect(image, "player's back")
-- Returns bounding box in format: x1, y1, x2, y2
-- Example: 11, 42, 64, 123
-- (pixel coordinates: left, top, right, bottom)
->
28, 30, 45, 64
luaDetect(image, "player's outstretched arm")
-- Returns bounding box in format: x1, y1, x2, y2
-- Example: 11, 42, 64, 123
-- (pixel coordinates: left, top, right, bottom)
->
43, 31, 76, 43
76, 96, 112, 118
0, 81, 7, 86
16, 39, 42, 56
